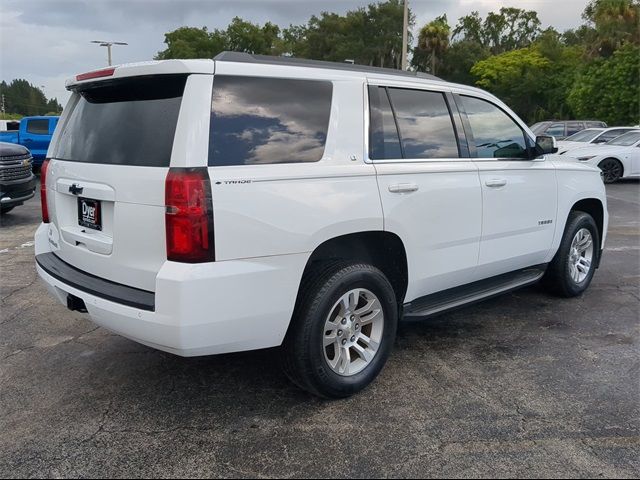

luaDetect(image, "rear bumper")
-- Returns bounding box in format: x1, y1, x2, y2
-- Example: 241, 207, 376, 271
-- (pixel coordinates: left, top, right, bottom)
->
0, 175, 36, 207
34, 223, 307, 357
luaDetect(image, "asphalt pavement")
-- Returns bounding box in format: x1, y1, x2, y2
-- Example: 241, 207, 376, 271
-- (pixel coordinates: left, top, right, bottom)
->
1, 178, 638, 478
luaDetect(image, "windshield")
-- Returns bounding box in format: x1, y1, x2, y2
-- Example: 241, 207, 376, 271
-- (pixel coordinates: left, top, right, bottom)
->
606, 131, 640, 146
564, 128, 604, 142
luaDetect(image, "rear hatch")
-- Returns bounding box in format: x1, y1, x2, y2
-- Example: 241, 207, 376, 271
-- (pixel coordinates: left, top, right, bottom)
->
47, 74, 188, 291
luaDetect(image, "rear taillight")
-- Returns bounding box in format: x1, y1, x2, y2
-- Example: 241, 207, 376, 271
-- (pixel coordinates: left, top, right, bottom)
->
165, 168, 215, 263
40, 159, 50, 223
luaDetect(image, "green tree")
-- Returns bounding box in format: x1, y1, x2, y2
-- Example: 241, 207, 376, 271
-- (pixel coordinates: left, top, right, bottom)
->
438, 40, 490, 84
568, 44, 640, 124
0, 79, 62, 116
412, 15, 450, 74
452, 8, 541, 54
471, 47, 550, 121
155, 26, 225, 59
582, 0, 640, 56
225, 17, 281, 54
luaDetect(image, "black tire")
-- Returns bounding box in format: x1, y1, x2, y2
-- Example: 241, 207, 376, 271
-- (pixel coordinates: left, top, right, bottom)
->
544, 211, 600, 297
282, 261, 398, 399
0, 206, 15, 214
598, 158, 623, 183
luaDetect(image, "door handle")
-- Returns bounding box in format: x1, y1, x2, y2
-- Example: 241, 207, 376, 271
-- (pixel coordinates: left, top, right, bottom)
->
485, 179, 507, 188
389, 183, 419, 194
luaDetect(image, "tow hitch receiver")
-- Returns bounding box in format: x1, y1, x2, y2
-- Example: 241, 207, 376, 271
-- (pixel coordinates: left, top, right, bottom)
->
67, 294, 88, 313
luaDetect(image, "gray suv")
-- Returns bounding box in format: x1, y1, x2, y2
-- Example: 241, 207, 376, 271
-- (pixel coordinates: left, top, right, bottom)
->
530, 120, 607, 139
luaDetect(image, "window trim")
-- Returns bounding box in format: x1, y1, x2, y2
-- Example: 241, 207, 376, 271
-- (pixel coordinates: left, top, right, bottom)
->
365, 83, 466, 163
458, 94, 536, 162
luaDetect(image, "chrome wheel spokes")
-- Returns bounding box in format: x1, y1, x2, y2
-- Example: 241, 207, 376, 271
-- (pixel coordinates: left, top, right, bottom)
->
569, 228, 594, 283
323, 288, 384, 376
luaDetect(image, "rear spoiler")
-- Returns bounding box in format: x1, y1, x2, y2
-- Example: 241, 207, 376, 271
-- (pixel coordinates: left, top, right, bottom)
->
66, 59, 215, 90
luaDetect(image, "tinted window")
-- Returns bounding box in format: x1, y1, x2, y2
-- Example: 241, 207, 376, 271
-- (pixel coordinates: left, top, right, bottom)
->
598, 129, 631, 143
530, 122, 547, 134
368, 86, 401, 160
566, 122, 583, 136
545, 123, 566, 137
462, 96, 529, 159
26, 119, 49, 134
209, 76, 332, 166
606, 131, 640, 146
587, 121, 606, 128
386, 88, 458, 158
55, 75, 186, 166
565, 128, 604, 142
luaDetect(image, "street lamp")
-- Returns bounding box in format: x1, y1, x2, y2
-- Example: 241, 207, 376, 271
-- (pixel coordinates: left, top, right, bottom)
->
91, 40, 128, 66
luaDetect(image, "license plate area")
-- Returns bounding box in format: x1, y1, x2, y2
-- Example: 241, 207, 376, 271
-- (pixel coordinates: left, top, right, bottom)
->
77, 197, 102, 231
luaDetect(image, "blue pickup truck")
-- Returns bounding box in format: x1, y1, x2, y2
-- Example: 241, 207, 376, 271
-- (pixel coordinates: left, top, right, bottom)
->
0, 116, 59, 167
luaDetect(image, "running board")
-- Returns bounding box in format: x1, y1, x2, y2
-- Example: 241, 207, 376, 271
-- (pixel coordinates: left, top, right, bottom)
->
403, 265, 547, 320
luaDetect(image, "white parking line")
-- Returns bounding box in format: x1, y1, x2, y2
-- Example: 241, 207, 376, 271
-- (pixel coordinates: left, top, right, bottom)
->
0, 241, 34, 254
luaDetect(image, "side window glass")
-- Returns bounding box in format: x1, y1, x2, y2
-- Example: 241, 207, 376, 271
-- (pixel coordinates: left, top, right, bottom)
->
387, 88, 459, 159
26, 119, 49, 135
368, 86, 402, 160
209, 76, 333, 166
566, 122, 583, 136
461, 96, 529, 159
545, 123, 566, 137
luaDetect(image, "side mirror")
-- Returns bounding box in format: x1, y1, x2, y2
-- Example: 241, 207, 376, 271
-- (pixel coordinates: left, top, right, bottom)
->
536, 135, 558, 155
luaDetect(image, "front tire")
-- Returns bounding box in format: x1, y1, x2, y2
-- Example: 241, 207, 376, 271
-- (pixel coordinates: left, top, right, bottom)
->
282, 262, 398, 398
598, 158, 623, 183
0, 206, 15, 214
544, 211, 600, 297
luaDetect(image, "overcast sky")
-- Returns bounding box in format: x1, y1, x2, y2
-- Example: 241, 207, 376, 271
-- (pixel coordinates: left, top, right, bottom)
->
0, 0, 589, 105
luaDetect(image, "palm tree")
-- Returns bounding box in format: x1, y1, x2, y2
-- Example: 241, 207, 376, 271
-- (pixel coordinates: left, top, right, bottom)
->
416, 15, 450, 75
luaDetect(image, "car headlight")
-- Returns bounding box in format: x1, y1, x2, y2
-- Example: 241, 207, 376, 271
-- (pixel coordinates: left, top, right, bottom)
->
577, 156, 596, 161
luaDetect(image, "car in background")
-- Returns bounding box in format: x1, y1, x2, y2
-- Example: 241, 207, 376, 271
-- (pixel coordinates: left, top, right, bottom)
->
566, 130, 640, 183
530, 120, 607, 140
0, 119, 20, 132
0, 116, 59, 167
0, 142, 36, 214
557, 127, 639, 155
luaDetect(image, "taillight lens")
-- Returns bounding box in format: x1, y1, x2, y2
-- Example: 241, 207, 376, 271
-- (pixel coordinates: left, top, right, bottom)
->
40, 159, 50, 223
165, 168, 215, 263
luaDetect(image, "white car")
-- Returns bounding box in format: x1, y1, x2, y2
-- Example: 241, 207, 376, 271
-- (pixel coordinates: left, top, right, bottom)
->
35, 53, 608, 398
0, 119, 20, 132
557, 126, 638, 155
567, 130, 640, 183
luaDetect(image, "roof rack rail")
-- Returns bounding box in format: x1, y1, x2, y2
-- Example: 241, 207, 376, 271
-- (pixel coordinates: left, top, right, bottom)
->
213, 51, 441, 81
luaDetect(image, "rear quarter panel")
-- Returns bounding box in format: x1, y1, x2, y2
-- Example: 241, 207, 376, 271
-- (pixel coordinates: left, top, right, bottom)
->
205, 65, 383, 261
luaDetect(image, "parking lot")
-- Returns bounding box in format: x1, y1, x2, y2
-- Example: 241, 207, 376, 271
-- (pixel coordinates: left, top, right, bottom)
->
0, 178, 638, 478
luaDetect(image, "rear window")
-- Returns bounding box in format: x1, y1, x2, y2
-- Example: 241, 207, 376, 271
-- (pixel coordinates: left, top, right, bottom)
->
209, 76, 332, 166
55, 74, 187, 167
27, 119, 49, 134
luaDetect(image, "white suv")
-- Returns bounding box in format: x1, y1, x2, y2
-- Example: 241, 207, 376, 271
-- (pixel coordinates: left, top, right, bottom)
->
35, 53, 608, 398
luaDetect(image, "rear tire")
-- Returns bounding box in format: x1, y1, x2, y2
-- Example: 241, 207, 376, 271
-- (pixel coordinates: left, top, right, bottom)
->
598, 158, 623, 183
544, 211, 600, 297
282, 261, 398, 398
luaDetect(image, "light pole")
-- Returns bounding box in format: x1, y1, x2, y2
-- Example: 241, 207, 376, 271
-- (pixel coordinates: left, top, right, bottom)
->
91, 40, 128, 66
401, 0, 408, 70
